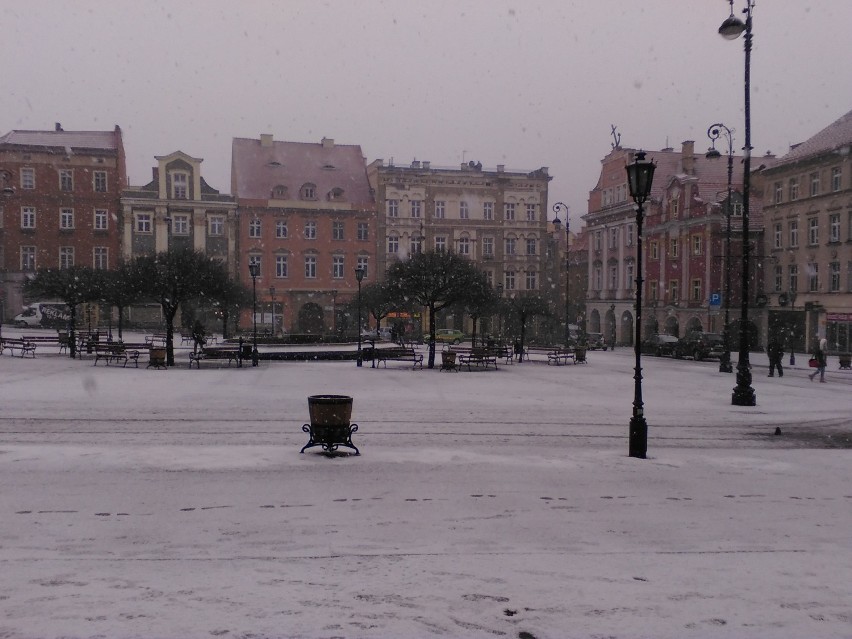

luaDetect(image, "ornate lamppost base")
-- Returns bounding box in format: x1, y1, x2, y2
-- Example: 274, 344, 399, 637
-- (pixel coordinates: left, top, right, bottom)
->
732, 369, 756, 406
628, 414, 648, 459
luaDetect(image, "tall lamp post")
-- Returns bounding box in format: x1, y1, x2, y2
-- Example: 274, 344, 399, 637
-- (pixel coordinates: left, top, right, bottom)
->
609, 304, 616, 350
719, 0, 756, 406
269, 286, 276, 337
248, 262, 259, 366
354, 266, 365, 367
552, 202, 571, 346
0, 181, 14, 338
625, 150, 656, 459
706, 122, 735, 373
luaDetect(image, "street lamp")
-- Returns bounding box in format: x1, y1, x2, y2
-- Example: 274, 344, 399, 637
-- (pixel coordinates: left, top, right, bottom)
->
625, 150, 656, 459
719, 0, 756, 406
552, 202, 571, 347
706, 122, 735, 373
269, 286, 276, 337
354, 266, 365, 367
0, 181, 14, 338
248, 262, 259, 366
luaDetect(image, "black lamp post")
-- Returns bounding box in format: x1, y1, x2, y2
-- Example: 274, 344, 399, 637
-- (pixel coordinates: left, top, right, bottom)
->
609, 303, 616, 350
719, 0, 756, 406
0, 182, 13, 339
269, 286, 276, 337
706, 122, 735, 373
625, 150, 656, 459
248, 262, 259, 366
355, 266, 365, 367
552, 202, 571, 346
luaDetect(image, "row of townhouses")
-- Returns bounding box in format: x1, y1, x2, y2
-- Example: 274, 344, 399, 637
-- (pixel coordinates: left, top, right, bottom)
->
1, 109, 850, 352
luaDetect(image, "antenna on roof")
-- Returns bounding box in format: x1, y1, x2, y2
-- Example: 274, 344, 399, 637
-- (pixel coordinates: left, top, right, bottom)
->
610, 125, 621, 149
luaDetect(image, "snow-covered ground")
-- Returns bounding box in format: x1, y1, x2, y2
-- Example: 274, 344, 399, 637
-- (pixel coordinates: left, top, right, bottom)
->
1, 330, 851, 639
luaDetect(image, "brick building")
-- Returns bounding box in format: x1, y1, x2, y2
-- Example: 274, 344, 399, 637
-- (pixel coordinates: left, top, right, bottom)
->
0, 124, 127, 323
231, 135, 376, 335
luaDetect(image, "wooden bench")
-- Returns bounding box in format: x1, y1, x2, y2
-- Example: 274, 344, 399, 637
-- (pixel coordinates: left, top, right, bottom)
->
92, 343, 141, 367
372, 347, 423, 369
189, 346, 243, 368
456, 348, 498, 371
23, 334, 70, 354
145, 333, 168, 347
547, 348, 576, 365
0, 338, 36, 358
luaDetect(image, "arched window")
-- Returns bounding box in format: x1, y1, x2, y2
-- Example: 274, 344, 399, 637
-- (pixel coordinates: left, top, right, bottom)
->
300, 183, 317, 200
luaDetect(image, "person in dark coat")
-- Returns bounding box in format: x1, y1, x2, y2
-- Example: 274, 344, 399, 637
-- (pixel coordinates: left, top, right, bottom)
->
767, 336, 784, 377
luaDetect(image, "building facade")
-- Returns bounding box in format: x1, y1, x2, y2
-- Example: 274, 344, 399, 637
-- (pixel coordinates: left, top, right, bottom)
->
120, 151, 237, 326
367, 159, 552, 336
760, 108, 852, 354
231, 135, 376, 335
0, 124, 127, 322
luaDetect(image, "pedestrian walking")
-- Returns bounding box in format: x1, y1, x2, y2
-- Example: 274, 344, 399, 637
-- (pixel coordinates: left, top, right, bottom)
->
767, 336, 784, 377
808, 337, 828, 383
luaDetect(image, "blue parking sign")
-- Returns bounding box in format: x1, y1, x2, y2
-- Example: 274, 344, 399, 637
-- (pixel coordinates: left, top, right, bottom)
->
709, 293, 721, 307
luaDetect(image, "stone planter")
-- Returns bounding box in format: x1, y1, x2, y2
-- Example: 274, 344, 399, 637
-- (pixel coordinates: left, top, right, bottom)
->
301, 395, 359, 455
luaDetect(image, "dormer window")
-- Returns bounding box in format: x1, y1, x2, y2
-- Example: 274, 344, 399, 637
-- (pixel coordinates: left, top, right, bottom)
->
300, 183, 317, 200
328, 187, 345, 201
172, 172, 188, 199
272, 184, 288, 198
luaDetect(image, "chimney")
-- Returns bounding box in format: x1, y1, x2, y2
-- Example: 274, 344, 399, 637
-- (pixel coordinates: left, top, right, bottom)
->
422, 161, 430, 169
321, 137, 334, 148
681, 140, 695, 174
497, 164, 505, 173
260, 134, 273, 147
55, 122, 63, 131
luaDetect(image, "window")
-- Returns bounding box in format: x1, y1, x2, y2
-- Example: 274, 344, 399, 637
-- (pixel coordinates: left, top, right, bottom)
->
459, 201, 469, 219
789, 177, 799, 201
172, 214, 189, 235
691, 278, 702, 301
504, 270, 516, 291
21, 207, 36, 229
457, 236, 470, 255
332, 221, 344, 240
59, 169, 73, 192
593, 263, 602, 291
482, 237, 494, 256
21, 246, 35, 271
625, 224, 634, 247
692, 234, 702, 256
21, 168, 35, 190
526, 238, 537, 255
304, 220, 317, 239
773, 222, 782, 249
525, 270, 537, 290
249, 218, 262, 238
93, 171, 108, 193
608, 228, 618, 249
435, 236, 447, 252
304, 255, 317, 278
59, 246, 74, 268
669, 237, 679, 258
608, 263, 618, 290
94, 209, 108, 231
94, 247, 108, 270
671, 199, 679, 218
593, 231, 602, 252
774, 265, 783, 292
649, 280, 658, 301
332, 255, 344, 279
808, 262, 819, 292
435, 201, 445, 219
625, 261, 634, 289
135, 213, 151, 233
275, 255, 288, 278
275, 220, 288, 238
410, 200, 422, 218
650, 241, 658, 260
356, 256, 368, 279
831, 167, 842, 192
410, 234, 423, 254
829, 214, 840, 242
789, 220, 798, 247
301, 183, 316, 200
504, 202, 515, 221
172, 172, 188, 199
387, 199, 399, 217
387, 235, 399, 254
526, 203, 536, 221
808, 217, 818, 246
483, 202, 493, 220
248, 255, 261, 276
810, 172, 820, 197
60, 208, 74, 229
669, 280, 679, 302
788, 264, 798, 294
829, 262, 840, 292
731, 201, 743, 217
504, 237, 516, 255
357, 222, 368, 241
208, 215, 224, 236
774, 181, 783, 204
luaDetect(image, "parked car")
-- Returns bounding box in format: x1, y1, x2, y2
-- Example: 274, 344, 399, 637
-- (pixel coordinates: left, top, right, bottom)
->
433, 329, 466, 344
674, 332, 726, 361
642, 333, 679, 357
584, 332, 608, 351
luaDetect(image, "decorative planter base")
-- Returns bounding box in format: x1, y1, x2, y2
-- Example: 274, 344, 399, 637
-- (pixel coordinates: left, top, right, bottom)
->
301, 395, 360, 455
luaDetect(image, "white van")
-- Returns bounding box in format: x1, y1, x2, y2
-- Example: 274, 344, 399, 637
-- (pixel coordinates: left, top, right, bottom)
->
13, 302, 71, 329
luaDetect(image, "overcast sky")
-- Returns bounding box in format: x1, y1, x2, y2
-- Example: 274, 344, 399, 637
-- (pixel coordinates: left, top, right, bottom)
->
2, 1, 851, 227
